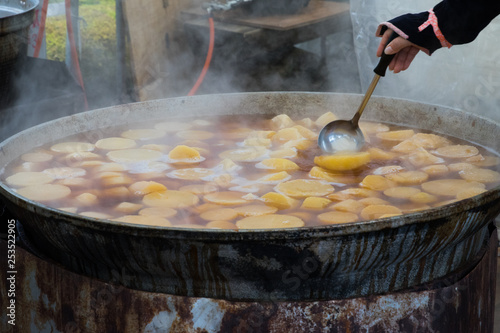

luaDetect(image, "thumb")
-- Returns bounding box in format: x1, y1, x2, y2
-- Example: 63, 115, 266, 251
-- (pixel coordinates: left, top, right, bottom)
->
384, 37, 412, 55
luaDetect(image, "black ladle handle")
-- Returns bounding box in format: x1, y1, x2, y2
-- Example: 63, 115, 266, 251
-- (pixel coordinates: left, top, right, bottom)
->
373, 32, 399, 77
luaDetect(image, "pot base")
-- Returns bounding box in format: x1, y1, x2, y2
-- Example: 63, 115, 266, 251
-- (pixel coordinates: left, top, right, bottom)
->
1, 225, 496, 332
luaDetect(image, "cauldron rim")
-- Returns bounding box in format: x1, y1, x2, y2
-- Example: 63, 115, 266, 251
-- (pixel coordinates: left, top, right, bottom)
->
1, 92, 499, 241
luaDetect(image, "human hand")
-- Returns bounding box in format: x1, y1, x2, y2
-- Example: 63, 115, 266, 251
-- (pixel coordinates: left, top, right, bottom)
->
376, 29, 423, 73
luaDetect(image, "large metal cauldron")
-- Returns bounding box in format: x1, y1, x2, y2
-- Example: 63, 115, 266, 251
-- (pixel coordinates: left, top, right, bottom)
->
1, 92, 499, 302
0, 0, 38, 100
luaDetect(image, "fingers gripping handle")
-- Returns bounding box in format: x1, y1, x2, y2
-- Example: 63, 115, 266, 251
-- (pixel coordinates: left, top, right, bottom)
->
373, 32, 399, 77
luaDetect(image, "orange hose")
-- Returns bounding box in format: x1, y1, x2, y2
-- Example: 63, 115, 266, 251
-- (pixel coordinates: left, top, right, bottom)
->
187, 16, 215, 96
33, 0, 49, 58
65, 0, 88, 109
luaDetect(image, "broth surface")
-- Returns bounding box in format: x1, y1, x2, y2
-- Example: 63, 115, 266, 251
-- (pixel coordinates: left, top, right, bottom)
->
2, 112, 500, 229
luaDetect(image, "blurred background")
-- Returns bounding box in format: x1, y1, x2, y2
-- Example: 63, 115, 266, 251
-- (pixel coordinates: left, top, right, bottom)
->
4, 0, 499, 122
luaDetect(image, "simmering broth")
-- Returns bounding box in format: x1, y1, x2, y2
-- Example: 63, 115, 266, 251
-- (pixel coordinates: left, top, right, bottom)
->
2, 112, 499, 229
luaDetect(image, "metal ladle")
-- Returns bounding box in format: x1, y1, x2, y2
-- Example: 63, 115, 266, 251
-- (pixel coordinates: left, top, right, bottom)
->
318, 33, 398, 153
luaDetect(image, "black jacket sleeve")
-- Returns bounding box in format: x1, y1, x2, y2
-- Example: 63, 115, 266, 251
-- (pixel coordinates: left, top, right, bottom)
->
377, 0, 500, 55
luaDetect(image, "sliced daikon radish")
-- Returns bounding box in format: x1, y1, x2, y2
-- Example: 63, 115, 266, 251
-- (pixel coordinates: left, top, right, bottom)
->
261, 192, 298, 210
359, 122, 390, 134
129, 181, 167, 196
459, 168, 500, 183
6, 172, 54, 187
391, 140, 420, 154
95, 137, 137, 150
167, 168, 214, 181
140, 144, 171, 152
243, 137, 272, 147
219, 147, 268, 162
409, 192, 438, 204
301, 197, 331, 210
407, 133, 451, 149
315, 112, 337, 128
94, 171, 124, 179
94, 163, 127, 172
296, 117, 314, 128
258, 171, 291, 184
236, 214, 304, 229
101, 186, 131, 199
12, 162, 44, 173
293, 125, 318, 140
456, 187, 488, 200
383, 187, 421, 199
121, 129, 165, 140
107, 149, 162, 163
21, 151, 54, 163
270, 114, 295, 130
270, 148, 297, 159
138, 207, 177, 218
373, 165, 405, 175
385, 171, 429, 185
200, 208, 238, 221
234, 204, 278, 217
367, 147, 396, 160
314, 152, 370, 171
376, 130, 415, 142
113, 215, 171, 226
79, 161, 105, 167
256, 158, 299, 172
17, 184, 71, 202
114, 202, 143, 214
468, 155, 500, 167
168, 145, 201, 160
62, 152, 101, 166
360, 175, 397, 191
43, 167, 86, 179
407, 148, 444, 167
206, 220, 238, 229
75, 192, 98, 206
216, 159, 241, 172
317, 211, 358, 224
101, 175, 133, 187
421, 164, 449, 176
433, 145, 479, 158
328, 188, 379, 201
332, 199, 364, 214
193, 203, 221, 213
51, 142, 94, 153
421, 179, 485, 197
179, 183, 218, 195
275, 179, 334, 198
57, 177, 87, 188
272, 128, 304, 143
143, 190, 199, 208
447, 163, 477, 173
204, 191, 248, 205
358, 197, 390, 206
360, 205, 402, 220
282, 139, 314, 151
308, 166, 360, 184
